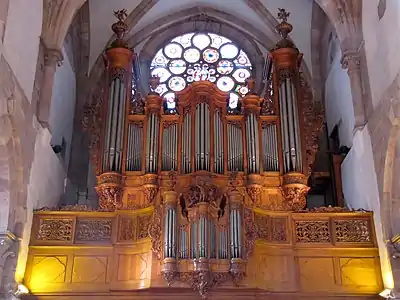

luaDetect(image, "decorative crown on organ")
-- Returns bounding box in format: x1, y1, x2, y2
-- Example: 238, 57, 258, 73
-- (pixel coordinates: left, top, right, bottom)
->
83, 8, 324, 299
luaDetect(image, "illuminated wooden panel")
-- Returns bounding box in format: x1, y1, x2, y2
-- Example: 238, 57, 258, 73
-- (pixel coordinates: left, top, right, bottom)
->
71, 256, 108, 283
298, 257, 336, 292
29, 255, 67, 286
339, 257, 381, 293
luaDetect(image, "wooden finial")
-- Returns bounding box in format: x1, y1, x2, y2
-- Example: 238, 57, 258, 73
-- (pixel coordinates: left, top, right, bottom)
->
149, 75, 160, 93
277, 8, 290, 23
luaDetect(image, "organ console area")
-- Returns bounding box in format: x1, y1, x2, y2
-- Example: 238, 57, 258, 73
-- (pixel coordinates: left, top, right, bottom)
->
23, 9, 383, 300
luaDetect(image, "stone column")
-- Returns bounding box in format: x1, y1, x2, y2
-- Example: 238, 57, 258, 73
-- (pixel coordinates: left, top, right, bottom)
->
341, 51, 367, 129
36, 44, 63, 129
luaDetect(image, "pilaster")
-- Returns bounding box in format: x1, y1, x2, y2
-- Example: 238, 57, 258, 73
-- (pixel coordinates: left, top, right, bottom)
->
36, 42, 63, 129
341, 50, 367, 130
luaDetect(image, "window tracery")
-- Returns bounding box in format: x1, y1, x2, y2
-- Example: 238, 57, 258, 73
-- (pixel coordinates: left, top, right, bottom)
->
148, 32, 253, 110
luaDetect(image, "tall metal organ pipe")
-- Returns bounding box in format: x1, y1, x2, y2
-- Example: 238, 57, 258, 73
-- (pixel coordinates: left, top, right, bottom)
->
245, 111, 260, 174
145, 111, 160, 173
195, 103, 210, 171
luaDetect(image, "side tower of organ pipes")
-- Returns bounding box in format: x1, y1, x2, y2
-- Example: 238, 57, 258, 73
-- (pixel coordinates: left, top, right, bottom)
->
269, 8, 310, 210
95, 9, 134, 211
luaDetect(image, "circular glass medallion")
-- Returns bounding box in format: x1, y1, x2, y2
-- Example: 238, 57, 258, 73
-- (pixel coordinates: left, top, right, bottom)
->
155, 84, 168, 96
193, 34, 211, 50
168, 76, 186, 92
220, 44, 239, 59
152, 49, 169, 66
217, 76, 235, 92
233, 69, 251, 82
173, 33, 194, 48
203, 48, 219, 63
228, 93, 240, 108
217, 60, 234, 74
164, 43, 182, 59
183, 48, 200, 63
169, 59, 186, 75
151, 67, 171, 83
239, 85, 249, 96
164, 92, 176, 109
236, 51, 250, 65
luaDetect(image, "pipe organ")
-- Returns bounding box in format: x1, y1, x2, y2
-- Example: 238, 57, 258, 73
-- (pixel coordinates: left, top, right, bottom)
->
24, 9, 384, 300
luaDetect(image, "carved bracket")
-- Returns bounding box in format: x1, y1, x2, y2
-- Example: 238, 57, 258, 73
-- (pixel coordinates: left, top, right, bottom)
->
95, 172, 124, 211
148, 206, 162, 259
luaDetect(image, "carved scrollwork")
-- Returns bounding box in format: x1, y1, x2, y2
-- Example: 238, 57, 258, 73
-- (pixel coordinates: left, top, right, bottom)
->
243, 207, 257, 259
76, 219, 112, 242
143, 185, 159, 203
334, 219, 372, 243
96, 186, 123, 211
295, 220, 331, 243
179, 271, 229, 300
270, 217, 287, 242
138, 214, 152, 239
247, 186, 262, 203
118, 216, 135, 241
299, 73, 325, 175
148, 207, 162, 259
37, 219, 73, 241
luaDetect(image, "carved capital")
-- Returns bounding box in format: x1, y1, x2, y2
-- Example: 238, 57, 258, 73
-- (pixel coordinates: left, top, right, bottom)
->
95, 172, 123, 211
341, 52, 361, 71
281, 186, 310, 211
281, 172, 310, 211
44, 47, 63, 67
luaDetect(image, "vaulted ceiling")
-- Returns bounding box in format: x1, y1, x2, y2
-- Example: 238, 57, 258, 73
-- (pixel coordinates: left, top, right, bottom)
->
87, 0, 314, 74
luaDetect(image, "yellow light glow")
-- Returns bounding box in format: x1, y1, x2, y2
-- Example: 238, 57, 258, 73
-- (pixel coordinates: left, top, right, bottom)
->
15, 283, 29, 296
382, 270, 395, 289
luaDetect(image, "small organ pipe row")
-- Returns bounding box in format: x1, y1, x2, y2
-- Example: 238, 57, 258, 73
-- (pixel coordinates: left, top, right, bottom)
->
161, 123, 178, 171
164, 207, 177, 258
179, 226, 189, 259
122, 88, 308, 176
279, 78, 302, 173
181, 113, 192, 174
227, 122, 244, 172
195, 103, 210, 171
245, 113, 260, 174
145, 113, 160, 173
176, 213, 233, 260
102, 77, 127, 173
213, 110, 224, 174
262, 123, 279, 171
125, 122, 143, 171
230, 208, 242, 258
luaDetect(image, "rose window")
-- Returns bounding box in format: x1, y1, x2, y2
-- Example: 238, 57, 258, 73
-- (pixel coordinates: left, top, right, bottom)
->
150, 32, 253, 109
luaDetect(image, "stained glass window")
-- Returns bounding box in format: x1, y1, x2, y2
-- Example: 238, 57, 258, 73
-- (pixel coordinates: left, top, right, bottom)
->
150, 32, 253, 109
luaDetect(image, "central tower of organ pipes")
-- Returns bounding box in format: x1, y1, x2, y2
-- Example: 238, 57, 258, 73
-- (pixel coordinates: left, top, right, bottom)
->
270, 9, 304, 174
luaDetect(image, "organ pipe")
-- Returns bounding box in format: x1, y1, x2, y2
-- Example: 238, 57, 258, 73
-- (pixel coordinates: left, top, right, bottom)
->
125, 122, 143, 171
